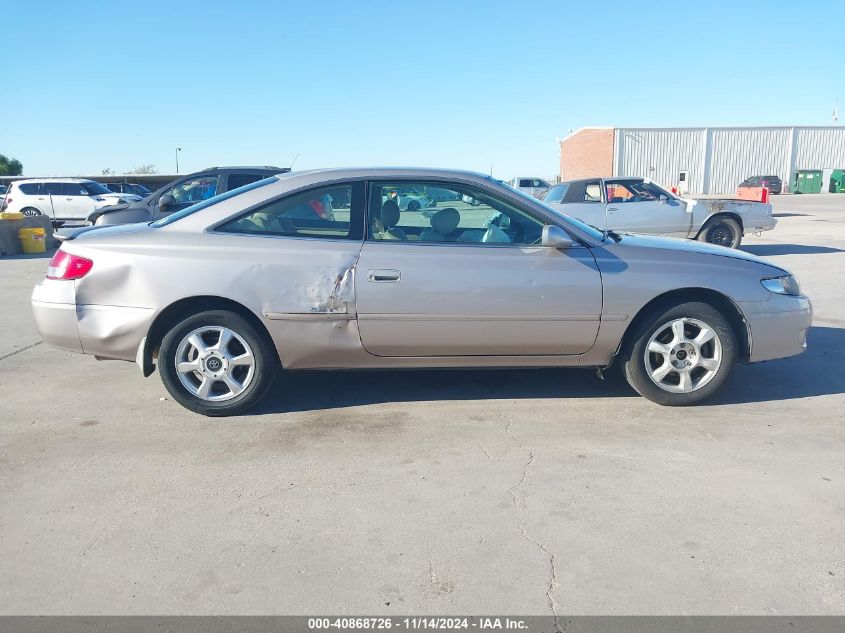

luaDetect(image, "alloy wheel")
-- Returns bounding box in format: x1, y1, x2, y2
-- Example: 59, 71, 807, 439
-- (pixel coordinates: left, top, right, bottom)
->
644, 318, 723, 393
174, 326, 255, 402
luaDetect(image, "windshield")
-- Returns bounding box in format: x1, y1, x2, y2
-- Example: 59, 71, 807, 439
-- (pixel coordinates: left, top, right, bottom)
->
151, 177, 278, 228
489, 177, 606, 241
85, 181, 112, 195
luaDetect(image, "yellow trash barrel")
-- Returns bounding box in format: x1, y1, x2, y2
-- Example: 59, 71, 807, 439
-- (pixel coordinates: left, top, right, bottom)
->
18, 227, 46, 254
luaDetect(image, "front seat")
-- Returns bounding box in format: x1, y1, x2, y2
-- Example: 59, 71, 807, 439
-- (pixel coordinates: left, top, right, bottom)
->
419, 207, 460, 241
374, 199, 407, 240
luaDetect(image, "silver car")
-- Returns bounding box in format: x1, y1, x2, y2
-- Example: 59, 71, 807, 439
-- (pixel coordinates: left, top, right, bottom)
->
32, 168, 811, 416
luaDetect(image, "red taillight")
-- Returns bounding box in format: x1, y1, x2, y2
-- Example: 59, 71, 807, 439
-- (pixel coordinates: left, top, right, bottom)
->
46, 250, 93, 280
1, 197, 10, 210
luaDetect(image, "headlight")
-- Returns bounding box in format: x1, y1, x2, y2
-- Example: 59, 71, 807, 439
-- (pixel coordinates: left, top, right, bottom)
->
761, 275, 801, 296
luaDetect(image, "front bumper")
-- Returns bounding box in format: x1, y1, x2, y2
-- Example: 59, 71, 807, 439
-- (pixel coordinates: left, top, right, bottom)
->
31, 280, 154, 362
740, 294, 812, 362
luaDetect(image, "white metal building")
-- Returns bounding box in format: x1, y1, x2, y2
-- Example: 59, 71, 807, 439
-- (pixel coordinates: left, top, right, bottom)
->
559, 126, 845, 194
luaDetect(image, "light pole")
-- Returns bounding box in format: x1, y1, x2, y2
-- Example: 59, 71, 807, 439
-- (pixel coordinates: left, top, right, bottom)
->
175, 147, 182, 174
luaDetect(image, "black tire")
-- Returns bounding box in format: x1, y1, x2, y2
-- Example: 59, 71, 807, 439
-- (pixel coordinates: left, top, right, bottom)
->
407, 200, 421, 211
698, 216, 742, 249
620, 301, 737, 406
159, 309, 278, 416
21, 207, 41, 217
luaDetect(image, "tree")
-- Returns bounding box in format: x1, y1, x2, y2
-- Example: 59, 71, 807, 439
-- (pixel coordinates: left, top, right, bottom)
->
0, 154, 23, 176
128, 164, 158, 175
101, 168, 114, 175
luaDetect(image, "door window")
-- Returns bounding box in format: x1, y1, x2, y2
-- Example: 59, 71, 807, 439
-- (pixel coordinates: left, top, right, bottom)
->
368, 182, 546, 245
227, 173, 264, 190
217, 183, 360, 239
605, 180, 667, 203
43, 183, 64, 195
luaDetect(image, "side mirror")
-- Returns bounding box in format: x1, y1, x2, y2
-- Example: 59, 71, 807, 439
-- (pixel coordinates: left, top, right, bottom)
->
159, 193, 175, 209
658, 194, 669, 203
541, 225, 573, 249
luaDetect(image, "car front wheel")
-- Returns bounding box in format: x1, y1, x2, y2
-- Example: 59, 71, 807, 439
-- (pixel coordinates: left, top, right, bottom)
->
158, 310, 277, 416
621, 302, 737, 406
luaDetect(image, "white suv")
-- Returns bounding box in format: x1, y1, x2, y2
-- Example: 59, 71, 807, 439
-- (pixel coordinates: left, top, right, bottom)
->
0, 178, 141, 222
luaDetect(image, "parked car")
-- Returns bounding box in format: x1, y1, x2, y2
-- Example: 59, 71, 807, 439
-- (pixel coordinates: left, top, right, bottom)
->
91, 166, 290, 225
0, 184, 7, 196
544, 177, 776, 248
0, 178, 141, 222
739, 175, 782, 194
105, 182, 153, 198
508, 177, 551, 199
34, 168, 811, 416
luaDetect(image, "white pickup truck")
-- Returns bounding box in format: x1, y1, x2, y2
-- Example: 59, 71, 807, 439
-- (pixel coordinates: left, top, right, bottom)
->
543, 177, 776, 248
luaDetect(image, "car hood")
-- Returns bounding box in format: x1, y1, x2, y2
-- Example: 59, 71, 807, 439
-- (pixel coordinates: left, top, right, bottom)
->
612, 233, 786, 271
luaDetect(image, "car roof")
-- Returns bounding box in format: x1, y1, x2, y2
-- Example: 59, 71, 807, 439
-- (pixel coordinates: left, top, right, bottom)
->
272, 167, 494, 183
561, 176, 641, 185
199, 166, 289, 172
14, 178, 98, 184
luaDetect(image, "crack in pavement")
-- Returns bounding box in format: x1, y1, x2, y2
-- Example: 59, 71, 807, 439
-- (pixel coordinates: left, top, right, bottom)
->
0, 341, 42, 362
499, 401, 562, 630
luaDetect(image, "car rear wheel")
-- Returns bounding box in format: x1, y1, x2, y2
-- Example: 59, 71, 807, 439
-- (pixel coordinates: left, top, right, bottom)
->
159, 310, 277, 416
407, 200, 421, 211
621, 301, 737, 406
21, 207, 41, 217
698, 217, 742, 249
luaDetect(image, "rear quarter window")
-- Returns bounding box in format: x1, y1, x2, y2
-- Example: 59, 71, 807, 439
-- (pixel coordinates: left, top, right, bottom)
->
18, 183, 40, 194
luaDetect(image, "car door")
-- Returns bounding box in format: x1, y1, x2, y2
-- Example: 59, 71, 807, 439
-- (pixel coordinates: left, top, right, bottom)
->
603, 180, 691, 237
37, 182, 62, 218
60, 182, 97, 220
355, 180, 602, 357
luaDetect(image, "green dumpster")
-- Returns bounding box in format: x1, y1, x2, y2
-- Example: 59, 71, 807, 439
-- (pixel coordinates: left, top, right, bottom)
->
830, 169, 845, 193
793, 170, 823, 194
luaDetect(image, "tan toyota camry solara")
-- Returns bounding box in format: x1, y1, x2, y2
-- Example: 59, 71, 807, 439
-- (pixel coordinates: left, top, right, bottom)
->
32, 168, 812, 416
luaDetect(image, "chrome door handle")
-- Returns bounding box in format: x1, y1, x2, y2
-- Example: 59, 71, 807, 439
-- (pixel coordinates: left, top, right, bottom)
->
368, 269, 401, 282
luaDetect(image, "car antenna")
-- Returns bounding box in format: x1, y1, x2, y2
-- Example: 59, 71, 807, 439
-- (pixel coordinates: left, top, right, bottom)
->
289, 154, 300, 170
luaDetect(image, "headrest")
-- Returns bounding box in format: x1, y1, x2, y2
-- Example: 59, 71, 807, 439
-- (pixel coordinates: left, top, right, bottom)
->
381, 199, 401, 228
431, 207, 460, 234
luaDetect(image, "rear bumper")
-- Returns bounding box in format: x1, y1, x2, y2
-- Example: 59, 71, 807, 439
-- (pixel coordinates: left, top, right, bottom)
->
31, 280, 153, 362
745, 216, 777, 234
31, 280, 83, 353
740, 294, 812, 362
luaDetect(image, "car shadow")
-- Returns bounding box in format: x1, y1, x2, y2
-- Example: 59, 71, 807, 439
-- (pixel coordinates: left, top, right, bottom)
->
709, 326, 845, 405
251, 326, 844, 414
772, 212, 809, 218
741, 244, 844, 256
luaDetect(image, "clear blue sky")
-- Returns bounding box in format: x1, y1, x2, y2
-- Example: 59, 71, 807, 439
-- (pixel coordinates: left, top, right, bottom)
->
3, 0, 840, 179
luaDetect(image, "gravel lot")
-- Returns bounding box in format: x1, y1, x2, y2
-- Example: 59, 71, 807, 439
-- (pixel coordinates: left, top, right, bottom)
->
1, 194, 843, 615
